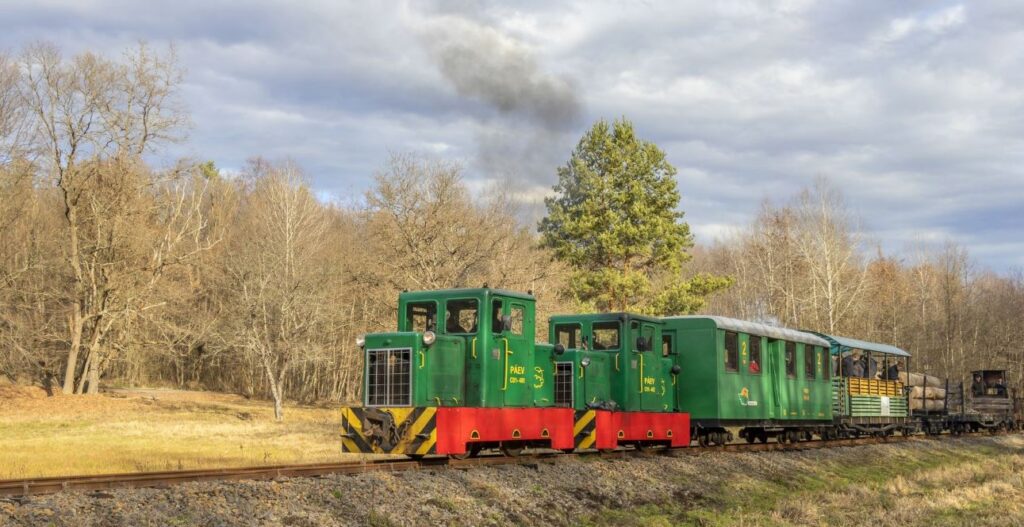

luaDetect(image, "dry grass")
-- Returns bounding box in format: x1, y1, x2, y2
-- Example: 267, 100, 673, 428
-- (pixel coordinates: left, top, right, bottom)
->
680, 436, 1024, 526
0, 385, 374, 479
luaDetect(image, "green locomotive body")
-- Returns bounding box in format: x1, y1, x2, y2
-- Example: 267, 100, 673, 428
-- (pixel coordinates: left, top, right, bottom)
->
548, 313, 675, 412
341, 288, 573, 457
547, 313, 689, 450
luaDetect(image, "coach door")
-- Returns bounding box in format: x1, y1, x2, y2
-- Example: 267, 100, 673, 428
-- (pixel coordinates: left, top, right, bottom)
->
767, 338, 782, 419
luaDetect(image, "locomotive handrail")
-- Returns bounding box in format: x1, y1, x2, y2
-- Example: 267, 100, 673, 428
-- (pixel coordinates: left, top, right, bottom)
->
638, 353, 644, 393
501, 338, 512, 391
471, 337, 477, 359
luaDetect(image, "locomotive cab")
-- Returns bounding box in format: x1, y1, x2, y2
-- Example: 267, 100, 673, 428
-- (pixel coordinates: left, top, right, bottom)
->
549, 313, 689, 450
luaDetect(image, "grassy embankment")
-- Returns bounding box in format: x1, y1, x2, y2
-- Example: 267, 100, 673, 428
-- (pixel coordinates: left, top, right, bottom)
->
586, 436, 1024, 527
0, 385, 369, 479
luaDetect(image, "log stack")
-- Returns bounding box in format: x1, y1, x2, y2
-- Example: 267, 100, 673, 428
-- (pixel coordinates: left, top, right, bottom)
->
901, 372, 947, 411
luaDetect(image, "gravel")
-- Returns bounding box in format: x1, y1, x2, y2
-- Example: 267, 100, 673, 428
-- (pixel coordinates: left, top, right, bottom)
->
2, 436, 1020, 527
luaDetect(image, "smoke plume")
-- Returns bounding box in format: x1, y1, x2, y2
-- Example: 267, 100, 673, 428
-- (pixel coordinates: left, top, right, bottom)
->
418, 14, 583, 188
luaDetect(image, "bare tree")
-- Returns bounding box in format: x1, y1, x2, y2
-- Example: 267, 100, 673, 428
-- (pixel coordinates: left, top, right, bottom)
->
224, 160, 332, 420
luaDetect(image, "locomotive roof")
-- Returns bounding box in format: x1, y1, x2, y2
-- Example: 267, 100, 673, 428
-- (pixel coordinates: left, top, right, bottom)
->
665, 315, 829, 347
807, 332, 911, 357
398, 288, 535, 301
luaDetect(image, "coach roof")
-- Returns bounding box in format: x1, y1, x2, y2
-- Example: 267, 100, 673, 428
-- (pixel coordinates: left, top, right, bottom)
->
665, 315, 829, 347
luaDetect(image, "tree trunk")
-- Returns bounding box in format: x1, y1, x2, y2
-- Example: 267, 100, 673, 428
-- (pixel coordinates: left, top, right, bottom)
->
75, 349, 91, 394
63, 308, 84, 394
263, 359, 285, 421
86, 352, 101, 395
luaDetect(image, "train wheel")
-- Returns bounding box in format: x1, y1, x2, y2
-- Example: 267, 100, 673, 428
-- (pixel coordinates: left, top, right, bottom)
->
450, 445, 481, 460
500, 444, 524, 457
759, 431, 769, 444
745, 434, 756, 444
697, 434, 710, 447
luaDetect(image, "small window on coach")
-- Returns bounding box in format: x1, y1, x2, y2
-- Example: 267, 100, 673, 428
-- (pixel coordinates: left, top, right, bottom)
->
445, 299, 478, 334
819, 347, 829, 380
555, 323, 583, 349
785, 341, 796, 378
749, 336, 762, 375
405, 302, 437, 332
805, 344, 816, 380
724, 331, 739, 372
592, 321, 620, 351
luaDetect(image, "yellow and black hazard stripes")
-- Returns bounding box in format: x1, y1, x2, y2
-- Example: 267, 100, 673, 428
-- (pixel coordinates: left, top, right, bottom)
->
574, 410, 597, 449
340, 407, 437, 455
407, 407, 437, 456
340, 407, 372, 453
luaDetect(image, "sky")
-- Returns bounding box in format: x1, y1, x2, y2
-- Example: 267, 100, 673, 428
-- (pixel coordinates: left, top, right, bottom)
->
2, 0, 1022, 271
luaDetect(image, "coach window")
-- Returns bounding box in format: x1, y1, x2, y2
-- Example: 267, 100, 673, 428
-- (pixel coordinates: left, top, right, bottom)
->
555, 324, 583, 349
804, 344, 816, 379
724, 331, 739, 372
592, 321, 620, 351
405, 302, 437, 332
785, 341, 796, 378
819, 347, 829, 380
445, 299, 478, 334
749, 336, 762, 374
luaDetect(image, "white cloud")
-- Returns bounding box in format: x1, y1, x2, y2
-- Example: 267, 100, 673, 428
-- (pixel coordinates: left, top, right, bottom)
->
2, 0, 1022, 270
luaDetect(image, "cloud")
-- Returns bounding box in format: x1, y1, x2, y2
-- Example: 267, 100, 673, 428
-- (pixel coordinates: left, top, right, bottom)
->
1, 0, 1022, 270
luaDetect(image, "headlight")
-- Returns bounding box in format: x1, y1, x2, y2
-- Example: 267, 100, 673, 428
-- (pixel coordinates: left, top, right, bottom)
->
580, 357, 591, 368
356, 335, 366, 348
422, 331, 436, 346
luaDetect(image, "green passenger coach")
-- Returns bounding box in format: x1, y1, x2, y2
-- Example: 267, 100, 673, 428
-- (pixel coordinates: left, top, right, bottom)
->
662, 316, 834, 445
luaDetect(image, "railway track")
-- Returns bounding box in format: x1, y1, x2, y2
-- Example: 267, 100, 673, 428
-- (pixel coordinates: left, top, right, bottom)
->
0, 435, 934, 498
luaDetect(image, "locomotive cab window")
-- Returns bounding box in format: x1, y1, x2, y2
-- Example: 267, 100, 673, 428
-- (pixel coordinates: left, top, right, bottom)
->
555, 324, 583, 349
510, 305, 525, 336
662, 334, 674, 357
592, 322, 620, 351
804, 344, 816, 379
405, 302, 437, 333
785, 341, 796, 378
749, 336, 761, 374
445, 299, 478, 334
491, 299, 503, 333
724, 331, 739, 372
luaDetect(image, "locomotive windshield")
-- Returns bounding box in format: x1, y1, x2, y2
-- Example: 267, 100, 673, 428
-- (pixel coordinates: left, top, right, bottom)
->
445, 299, 478, 334
592, 321, 620, 350
405, 302, 436, 332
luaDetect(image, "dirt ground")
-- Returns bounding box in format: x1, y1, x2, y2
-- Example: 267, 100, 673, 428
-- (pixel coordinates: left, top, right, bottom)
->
2, 433, 1022, 526
0, 385, 365, 479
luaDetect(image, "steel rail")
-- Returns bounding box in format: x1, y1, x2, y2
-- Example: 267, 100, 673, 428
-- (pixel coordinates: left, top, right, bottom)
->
0, 432, 1009, 498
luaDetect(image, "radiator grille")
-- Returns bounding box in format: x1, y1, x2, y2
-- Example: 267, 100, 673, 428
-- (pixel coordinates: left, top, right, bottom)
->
554, 362, 574, 407
365, 348, 412, 407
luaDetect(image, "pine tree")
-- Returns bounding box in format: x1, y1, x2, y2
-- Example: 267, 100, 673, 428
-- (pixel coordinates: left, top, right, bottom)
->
539, 118, 731, 313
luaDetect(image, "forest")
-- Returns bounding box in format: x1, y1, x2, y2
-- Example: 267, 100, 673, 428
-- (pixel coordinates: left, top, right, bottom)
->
1, 44, 1021, 418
